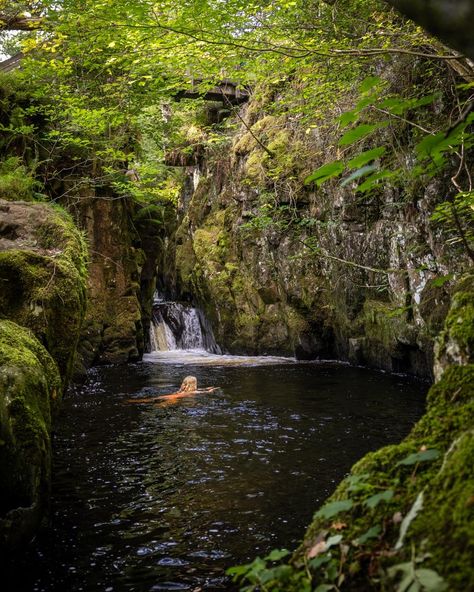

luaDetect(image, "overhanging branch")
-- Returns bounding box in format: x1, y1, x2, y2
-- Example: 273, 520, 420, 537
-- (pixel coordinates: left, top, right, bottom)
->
0, 14, 42, 31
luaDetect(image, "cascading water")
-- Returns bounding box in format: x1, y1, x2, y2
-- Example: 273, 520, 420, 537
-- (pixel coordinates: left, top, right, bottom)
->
149, 292, 222, 354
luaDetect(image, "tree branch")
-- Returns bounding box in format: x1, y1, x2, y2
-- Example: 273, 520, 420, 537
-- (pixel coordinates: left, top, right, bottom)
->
0, 14, 42, 31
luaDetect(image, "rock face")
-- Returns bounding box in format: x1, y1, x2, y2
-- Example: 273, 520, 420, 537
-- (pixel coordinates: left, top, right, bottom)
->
0, 199, 87, 382
0, 321, 60, 550
56, 188, 167, 372
68, 194, 146, 369
171, 64, 469, 378
0, 199, 87, 549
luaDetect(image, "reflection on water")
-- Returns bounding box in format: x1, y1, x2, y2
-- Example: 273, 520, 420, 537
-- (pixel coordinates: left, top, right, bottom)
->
8, 357, 427, 591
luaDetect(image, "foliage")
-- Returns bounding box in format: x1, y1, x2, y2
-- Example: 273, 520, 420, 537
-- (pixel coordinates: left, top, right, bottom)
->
305, 74, 474, 261
0, 156, 42, 200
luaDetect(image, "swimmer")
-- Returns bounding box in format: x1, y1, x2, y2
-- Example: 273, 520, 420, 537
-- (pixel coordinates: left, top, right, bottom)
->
126, 376, 218, 406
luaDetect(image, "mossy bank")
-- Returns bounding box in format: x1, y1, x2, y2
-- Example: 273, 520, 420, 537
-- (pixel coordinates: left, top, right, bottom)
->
0, 199, 88, 549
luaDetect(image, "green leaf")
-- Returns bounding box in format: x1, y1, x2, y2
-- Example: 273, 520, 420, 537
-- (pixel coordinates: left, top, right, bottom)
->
314, 585, 335, 592
304, 161, 345, 186
315, 499, 353, 519
260, 564, 293, 584
340, 164, 378, 187
415, 568, 448, 592
309, 555, 331, 570
338, 124, 381, 146
348, 147, 386, 169
346, 473, 370, 492
354, 525, 382, 545
355, 96, 375, 112
355, 170, 395, 193
265, 548, 290, 562
379, 93, 438, 115
388, 562, 412, 579
415, 132, 446, 158
226, 563, 253, 577
359, 76, 381, 94
397, 449, 440, 466
339, 110, 358, 128
364, 489, 394, 509
325, 534, 343, 549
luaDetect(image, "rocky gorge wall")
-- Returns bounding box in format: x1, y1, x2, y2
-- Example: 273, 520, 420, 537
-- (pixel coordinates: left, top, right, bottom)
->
171, 58, 472, 379
0, 199, 87, 549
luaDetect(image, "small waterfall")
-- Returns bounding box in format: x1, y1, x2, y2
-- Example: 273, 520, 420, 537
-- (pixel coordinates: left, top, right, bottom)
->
149, 293, 221, 354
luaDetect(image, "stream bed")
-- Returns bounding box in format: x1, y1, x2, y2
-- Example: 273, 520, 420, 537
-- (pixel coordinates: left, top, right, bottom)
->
10, 354, 427, 591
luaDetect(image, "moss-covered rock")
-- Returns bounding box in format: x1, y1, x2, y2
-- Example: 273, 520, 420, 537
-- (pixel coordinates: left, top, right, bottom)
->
0, 199, 88, 383
70, 194, 147, 369
0, 320, 61, 550
289, 276, 474, 591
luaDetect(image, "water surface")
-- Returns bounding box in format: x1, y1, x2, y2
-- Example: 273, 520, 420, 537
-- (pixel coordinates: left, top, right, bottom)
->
9, 355, 427, 591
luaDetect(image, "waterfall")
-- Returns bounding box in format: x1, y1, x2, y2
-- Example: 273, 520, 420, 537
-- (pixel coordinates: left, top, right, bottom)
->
149, 293, 221, 354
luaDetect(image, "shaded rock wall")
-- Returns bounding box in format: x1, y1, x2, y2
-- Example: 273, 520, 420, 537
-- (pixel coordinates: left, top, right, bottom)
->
53, 184, 166, 371
171, 60, 470, 378
66, 192, 146, 370
0, 199, 87, 549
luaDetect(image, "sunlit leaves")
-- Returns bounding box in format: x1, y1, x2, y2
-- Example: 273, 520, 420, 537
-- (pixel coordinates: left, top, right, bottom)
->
338, 123, 385, 146
379, 92, 439, 115
359, 75, 382, 94
348, 147, 386, 168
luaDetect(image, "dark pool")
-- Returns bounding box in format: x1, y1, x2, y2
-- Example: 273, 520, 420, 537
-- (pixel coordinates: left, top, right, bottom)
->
7, 355, 427, 591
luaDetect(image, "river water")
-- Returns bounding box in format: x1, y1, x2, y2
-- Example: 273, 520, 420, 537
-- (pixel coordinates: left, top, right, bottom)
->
10, 352, 427, 592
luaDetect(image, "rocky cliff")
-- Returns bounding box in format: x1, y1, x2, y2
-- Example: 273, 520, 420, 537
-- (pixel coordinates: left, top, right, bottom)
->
171, 57, 471, 379
0, 199, 87, 549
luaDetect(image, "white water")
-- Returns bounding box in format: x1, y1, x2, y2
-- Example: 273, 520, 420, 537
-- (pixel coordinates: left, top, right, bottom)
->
143, 349, 295, 366
149, 319, 177, 351
148, 293, 299, 365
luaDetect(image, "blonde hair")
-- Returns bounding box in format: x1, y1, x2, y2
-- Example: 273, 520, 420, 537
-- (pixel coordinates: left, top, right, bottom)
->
179, 376, 197, 392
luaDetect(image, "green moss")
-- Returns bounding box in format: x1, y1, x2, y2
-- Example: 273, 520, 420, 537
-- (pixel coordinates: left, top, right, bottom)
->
0, 320, 60, 547
435, 279, 474, 378
0, 157, 40, 202
0, 202, 88, 383
410, 429, 474, 590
